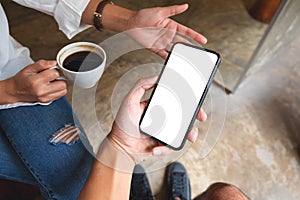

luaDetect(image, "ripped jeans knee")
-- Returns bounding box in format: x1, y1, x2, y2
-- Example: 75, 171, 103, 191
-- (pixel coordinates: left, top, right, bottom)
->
49, 124, 80, 145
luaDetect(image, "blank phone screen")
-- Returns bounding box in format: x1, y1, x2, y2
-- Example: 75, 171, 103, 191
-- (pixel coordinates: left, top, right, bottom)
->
140, 43, 220, 149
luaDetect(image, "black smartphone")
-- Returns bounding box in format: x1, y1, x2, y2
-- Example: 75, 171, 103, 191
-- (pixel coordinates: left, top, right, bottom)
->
139, 42, 221, 150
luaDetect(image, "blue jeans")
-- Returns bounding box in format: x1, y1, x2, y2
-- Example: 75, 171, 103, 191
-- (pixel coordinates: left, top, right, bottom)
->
0, 97, 94, 200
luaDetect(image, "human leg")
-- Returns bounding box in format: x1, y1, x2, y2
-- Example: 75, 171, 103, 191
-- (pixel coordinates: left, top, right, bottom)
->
166, 162, 191, 200
0, 126, 37, 185
166, 162, 250, 200
130, 164, 154, 200
0, 97, 94, 200
193, 182, 250, 200
129, 162, 192, 200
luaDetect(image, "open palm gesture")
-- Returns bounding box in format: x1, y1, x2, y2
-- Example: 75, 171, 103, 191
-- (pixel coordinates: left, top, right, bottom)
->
126, 4, 207, 58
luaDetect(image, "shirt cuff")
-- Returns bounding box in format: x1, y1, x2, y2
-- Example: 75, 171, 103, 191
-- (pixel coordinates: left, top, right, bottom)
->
0, 101, 52, 110
54, 0, 91, 39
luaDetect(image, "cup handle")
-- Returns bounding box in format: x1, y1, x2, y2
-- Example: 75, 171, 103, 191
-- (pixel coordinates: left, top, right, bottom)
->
50, 66, 67, 81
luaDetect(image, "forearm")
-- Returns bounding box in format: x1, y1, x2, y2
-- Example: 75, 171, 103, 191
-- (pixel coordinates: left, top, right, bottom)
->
81, 0, 136, 32
79, 160, 133, 199
79, 138, 135, 200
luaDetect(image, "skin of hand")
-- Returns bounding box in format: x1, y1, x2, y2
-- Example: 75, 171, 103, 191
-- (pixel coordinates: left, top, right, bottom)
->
82, 2, 207, 58
126, 4, 208, 58
2, 60, 67, 104
79, 76, 207, 200
108, 76, 207, 163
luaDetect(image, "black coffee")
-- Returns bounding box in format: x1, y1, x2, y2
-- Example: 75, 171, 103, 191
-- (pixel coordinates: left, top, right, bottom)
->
63, 51, 103, 72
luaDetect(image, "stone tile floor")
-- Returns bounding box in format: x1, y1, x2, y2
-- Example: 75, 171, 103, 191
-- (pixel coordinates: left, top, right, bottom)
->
1, 0, 300, 199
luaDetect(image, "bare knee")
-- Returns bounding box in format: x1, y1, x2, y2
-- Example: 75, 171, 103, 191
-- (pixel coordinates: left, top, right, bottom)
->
195, 182, 249, 200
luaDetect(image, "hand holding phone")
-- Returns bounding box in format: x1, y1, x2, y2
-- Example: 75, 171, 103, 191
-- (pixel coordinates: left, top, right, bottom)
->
110, 75, 206, 162
139, 42, 221, 150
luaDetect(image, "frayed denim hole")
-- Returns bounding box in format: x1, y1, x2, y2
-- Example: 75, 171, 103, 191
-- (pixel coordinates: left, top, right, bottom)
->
49, 124, 80, 146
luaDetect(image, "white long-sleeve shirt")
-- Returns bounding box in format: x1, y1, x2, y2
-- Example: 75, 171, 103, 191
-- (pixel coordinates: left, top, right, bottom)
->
13, 0, 90, 39
0, 0, 90, 109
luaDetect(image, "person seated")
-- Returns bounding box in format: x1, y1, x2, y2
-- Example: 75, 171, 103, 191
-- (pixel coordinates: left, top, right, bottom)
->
0, 1, 207, 199
79, 77, 249, 200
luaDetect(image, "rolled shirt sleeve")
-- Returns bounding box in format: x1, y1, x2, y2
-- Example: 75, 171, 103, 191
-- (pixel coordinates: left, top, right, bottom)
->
13, 0, 91, 39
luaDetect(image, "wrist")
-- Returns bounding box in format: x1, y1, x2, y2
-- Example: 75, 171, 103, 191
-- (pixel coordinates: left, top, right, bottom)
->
108, 123, 144, 163
0, 79, 18, 104
97, 137, 135, 172
101, 4, 136, 32
82, 0, 136, 32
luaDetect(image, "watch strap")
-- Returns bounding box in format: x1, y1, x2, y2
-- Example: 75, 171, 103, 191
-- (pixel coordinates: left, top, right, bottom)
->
93, 0, 113, 31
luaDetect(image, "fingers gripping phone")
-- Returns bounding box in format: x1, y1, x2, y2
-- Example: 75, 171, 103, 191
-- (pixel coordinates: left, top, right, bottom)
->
139, 42, 221, 150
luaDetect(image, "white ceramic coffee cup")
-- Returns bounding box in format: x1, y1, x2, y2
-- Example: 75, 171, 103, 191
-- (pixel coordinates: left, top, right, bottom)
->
56, 42, 106, 88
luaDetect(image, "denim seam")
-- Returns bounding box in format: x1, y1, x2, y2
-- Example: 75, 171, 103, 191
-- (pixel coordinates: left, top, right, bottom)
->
0, 174, 38, 186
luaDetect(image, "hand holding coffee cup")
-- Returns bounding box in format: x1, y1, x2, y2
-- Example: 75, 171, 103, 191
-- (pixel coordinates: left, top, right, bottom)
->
55, 42, 106, 88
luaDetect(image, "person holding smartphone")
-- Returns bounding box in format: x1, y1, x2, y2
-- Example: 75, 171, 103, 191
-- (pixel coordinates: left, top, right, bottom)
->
0, 1, 207, 199
79, 76, 205, 199
79, 77, 250, 200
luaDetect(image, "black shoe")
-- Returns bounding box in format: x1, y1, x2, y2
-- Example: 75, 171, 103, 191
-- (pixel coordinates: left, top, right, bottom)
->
130, 164, 154, 200
167, 162, 191, 200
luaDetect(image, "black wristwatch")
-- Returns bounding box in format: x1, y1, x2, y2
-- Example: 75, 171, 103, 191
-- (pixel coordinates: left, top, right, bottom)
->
93, 0, 113, 31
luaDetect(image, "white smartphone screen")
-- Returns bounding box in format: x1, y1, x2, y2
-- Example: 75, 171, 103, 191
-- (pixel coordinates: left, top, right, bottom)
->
139, 43, 220, 150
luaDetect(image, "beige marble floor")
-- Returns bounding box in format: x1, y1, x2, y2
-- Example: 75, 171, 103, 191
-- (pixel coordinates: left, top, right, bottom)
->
3, 0, 300, 200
